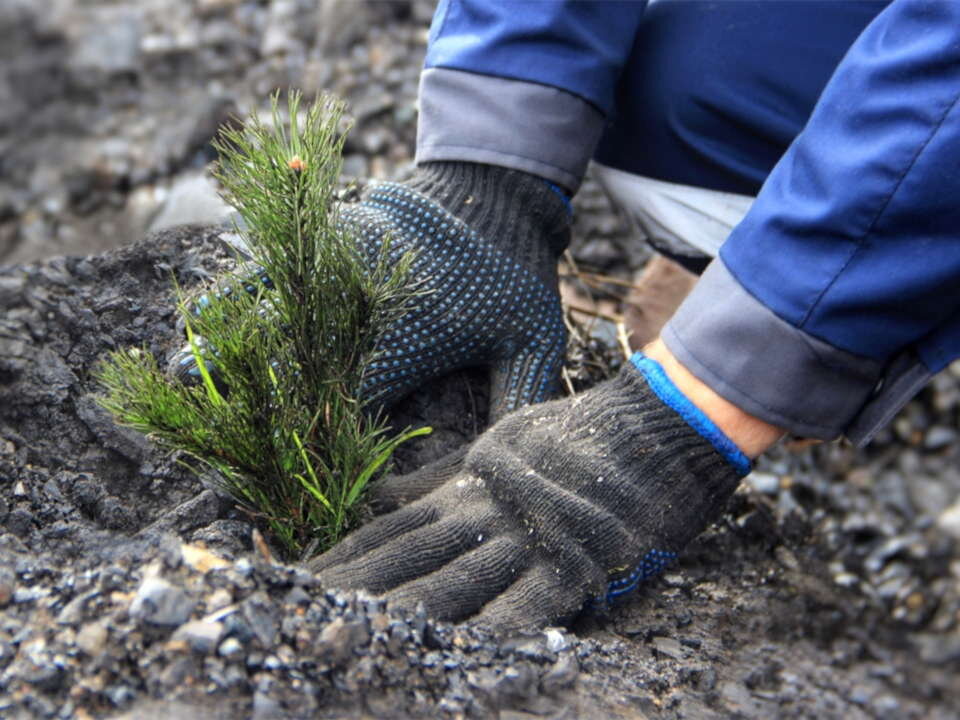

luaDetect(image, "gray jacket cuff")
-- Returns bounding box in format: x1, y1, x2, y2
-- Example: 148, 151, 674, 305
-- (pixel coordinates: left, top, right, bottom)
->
416, 68, 605, 192
662, 260, 885, 440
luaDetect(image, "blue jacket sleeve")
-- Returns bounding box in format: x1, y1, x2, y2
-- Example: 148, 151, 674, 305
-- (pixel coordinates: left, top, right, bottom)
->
663, 0, 960, 442
425, 0, 647, 115
417, 0, 647, 190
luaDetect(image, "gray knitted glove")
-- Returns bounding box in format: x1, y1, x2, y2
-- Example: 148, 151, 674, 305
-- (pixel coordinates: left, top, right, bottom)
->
171, 161, 570, 420
309, 354, 750, 632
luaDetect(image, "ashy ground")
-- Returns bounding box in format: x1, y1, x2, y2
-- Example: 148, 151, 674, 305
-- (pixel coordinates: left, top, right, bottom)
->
0, 225, 958, 719
2, 0, 959, 717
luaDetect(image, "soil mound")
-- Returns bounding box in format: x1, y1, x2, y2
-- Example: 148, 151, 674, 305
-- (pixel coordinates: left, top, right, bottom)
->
1, 226, 959, 718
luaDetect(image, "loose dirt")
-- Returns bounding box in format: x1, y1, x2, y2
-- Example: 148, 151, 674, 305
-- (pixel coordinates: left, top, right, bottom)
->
1, 226, 958, 718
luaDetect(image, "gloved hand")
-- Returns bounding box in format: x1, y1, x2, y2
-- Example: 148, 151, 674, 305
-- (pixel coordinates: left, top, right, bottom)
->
308, 353, 751, 632
171, 161, 571, 420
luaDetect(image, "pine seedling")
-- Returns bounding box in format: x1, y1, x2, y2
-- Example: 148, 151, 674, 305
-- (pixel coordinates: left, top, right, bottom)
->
96, 92, 429, 556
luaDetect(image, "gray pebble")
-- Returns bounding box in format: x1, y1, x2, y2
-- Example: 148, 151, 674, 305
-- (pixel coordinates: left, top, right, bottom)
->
924, 425, 957, 451
130, 576, 195, 627
318, 616, 370, 666
218, 636, 244, 660
172, 620, 224, 654
540, 652, 578, 694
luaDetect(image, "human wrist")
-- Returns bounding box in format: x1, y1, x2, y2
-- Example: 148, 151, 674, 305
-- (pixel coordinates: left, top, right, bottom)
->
643, 338, 784, 458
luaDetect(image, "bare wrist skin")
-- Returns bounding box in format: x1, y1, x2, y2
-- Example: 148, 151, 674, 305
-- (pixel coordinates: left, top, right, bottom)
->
644, 338, 784, 458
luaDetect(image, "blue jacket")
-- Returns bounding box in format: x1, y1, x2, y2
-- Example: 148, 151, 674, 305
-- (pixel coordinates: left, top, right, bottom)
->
417, 0, 960, 443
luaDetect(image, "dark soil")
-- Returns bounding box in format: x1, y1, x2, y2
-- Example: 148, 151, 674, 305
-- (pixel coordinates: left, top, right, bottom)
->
3, 0, 960, 717
1, 225, 959, 719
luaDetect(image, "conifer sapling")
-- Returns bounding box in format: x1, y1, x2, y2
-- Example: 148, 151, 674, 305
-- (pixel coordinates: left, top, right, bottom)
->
96, 91, 429, 557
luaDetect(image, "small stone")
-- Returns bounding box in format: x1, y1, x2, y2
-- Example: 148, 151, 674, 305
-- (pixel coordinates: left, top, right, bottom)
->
172, 620, 224, 654
361, 128, 390, 155
695, 666, 718, 692
924, 425, 957, 450
352, 91, 394, 123
494, 663, 538, 700
5, 507, 35, 537
260, 0, 304, 56
905, 592, 925, 611
909, 476, 952, 518
24, 663, 67, 694
149, 172, 233, 232
242, 592, 279, 647
746, 471, 780, 495
917, 631, 960, 664
0, 275, 26, 306
158, 656, 193, 691
14, 585, 49, 603
865, 535, 921, 573
181, 543, 229, 573
652, 636, 683, 660
222, 612, 255, 644
252, 691, 282, 720
660, 572, 688, 588
318, 617, 370, 666
70, 8, 142, 76
206, 588, 233, 613
0, 567, 14, 607
544, 628, 569, 653
774, 545, 800, 572
105, 683, 136, 708
76, 622, 108, 656
284, 585, 311, 608
874, 563, 912, 600
369, 612, 390, 633
833, 572, 860, 589
872, 695, 901, 715
218, 637, 244, 660
129, 577, 195, 627
540, 652, 578, 694
57, 592, 91, 624
502, 634, 555, 662
619, 623, 646, 639
937, 499, 960, 540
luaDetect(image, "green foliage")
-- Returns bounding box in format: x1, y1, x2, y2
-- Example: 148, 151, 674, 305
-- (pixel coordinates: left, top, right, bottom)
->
96, 92, 429, 556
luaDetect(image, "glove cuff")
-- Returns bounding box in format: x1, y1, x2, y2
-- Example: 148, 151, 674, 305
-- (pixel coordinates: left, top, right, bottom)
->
407, 161, 571, 285
629, 352, 752, 477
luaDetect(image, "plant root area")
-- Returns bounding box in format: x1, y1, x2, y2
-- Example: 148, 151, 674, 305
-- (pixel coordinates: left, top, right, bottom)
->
0, 226, 958, 719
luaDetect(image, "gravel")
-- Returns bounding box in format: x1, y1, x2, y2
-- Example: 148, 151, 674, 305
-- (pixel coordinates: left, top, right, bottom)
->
2, 1, 960, 717
0, 535, 593, 719
0, 0, 434, 266
0, 226, 956, 720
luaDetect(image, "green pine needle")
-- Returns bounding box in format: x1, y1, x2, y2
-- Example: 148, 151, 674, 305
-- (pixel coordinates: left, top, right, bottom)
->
96, 91, 430, 557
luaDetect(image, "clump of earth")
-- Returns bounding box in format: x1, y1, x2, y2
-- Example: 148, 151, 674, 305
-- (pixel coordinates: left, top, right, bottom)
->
2, 1, 960, 718
3, 224, 959, 720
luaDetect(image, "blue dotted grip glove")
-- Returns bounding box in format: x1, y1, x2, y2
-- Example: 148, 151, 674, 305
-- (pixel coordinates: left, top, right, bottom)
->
348, 162, 570, 417
309, 353, 750, 632
171, 162, 570, 420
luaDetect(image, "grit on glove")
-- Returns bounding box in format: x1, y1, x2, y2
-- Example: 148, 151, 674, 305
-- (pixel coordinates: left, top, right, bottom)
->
171, 161, 571, 420
309, 354, 750, 633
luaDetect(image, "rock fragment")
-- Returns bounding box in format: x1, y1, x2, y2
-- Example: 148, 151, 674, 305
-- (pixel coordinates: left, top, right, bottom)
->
172, 620, 224, 654
130, 576, 195, 627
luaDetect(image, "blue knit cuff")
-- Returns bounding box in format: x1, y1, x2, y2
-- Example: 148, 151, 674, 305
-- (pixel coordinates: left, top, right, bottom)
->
630, 352, 752, 477
544, 180, 574, 217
